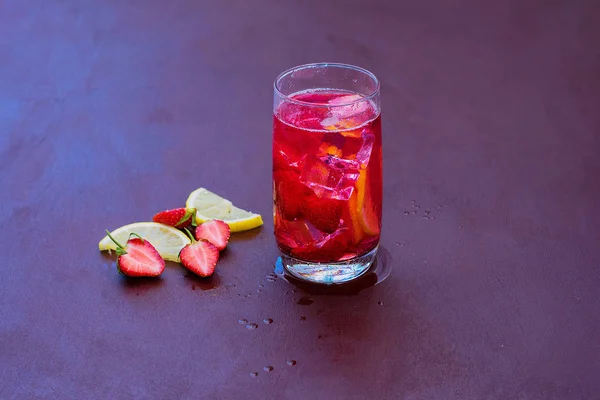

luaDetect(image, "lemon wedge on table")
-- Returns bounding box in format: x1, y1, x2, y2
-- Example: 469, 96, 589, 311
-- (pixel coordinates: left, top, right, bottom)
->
98, 222, 191, 262
185, 188, 263, 232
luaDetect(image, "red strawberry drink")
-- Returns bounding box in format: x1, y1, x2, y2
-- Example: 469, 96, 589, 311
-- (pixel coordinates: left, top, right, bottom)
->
273, 63, 382, 283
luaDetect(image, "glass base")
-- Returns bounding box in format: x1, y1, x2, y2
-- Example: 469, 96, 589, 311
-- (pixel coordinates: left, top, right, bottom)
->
278, 246, 378, 284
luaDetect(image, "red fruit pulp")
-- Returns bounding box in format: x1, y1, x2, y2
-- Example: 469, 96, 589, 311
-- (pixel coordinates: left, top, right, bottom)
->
273, 90, 382, 263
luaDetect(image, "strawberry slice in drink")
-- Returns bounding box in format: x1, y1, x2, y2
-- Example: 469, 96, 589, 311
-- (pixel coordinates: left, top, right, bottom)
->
274, 170, 311, 220
302, 194, 343, 234
274, 218, 325, 254
291, 226, 353, 263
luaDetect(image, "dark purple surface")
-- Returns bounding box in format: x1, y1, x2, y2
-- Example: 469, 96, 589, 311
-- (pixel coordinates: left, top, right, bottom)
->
1, 1, 600, 399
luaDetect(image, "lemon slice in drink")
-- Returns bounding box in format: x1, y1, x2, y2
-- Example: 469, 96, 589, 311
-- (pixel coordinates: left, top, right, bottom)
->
99, 222, 191, 262
186, 188, 263, 232
349, 170, 379, 238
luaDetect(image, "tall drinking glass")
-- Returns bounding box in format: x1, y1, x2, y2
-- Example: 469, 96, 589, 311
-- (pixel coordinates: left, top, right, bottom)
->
273, 63, 382, 284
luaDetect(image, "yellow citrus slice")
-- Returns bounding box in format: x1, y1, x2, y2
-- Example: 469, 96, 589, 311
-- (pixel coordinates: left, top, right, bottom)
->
350, 170, 380, 239
186, 188, 263, 232
98, 222, 191, 262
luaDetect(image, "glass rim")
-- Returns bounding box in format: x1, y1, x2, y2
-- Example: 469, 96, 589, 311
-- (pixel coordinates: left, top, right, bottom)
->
274, 62, 380, 108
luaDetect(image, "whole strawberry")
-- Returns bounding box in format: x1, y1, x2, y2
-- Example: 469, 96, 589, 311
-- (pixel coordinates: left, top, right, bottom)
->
180, 229, 220, 278
153, 208, 196, 229
105, 230, 165, 277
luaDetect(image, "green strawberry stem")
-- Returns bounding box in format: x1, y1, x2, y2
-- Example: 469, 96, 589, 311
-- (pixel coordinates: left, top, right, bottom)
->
105, 229, 125, 249
105, 229, 128, 256
176, 208, 196, 227
183, 227, 195, 243
128, 232, 145, 243
190, 208, 198, 227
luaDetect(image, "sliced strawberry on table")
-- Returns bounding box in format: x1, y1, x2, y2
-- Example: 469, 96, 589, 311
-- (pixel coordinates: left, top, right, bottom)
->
180, 229, 220, 278
104, 230, 165, 277
152, 207, 196, 229
194, 220, 230, 251
302, 195, 343, 233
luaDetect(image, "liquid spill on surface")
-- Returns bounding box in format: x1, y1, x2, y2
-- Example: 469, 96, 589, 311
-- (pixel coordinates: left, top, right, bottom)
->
273, 246, 393, 295
183, 273, 221, 290
237, 249, 394, 378
297, 297, 314, 305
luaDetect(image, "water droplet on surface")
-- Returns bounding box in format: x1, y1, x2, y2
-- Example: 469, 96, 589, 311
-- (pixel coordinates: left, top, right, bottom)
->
414, 205, 420, 209
246, 323, 259, 330
250, 372, 258, 377
297, 297, 314, 305
318, 334, 323, 339
403, 211, 409, 215
300, 316, 307, 321
424, 210, 431, 215
238, 319, 248, 325
263, 318, 273, 324
411, 211, 417, 214
286, 360, 297, 366
263, 366, 274, 372
377, 301, 384, 305
256, 289, 262, 293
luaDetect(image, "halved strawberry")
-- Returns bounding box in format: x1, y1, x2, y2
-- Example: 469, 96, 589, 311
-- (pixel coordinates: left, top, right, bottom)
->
180, 229, 219, 277
302, 195, 343, 233
153, 207, 195, 229
194, 220, 230, 251
274, 171, 308, 220
105, 230, 165, 277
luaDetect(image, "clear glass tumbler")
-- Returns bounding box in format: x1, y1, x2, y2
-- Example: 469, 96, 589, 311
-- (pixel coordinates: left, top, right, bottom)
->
273, 63, 382, 284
